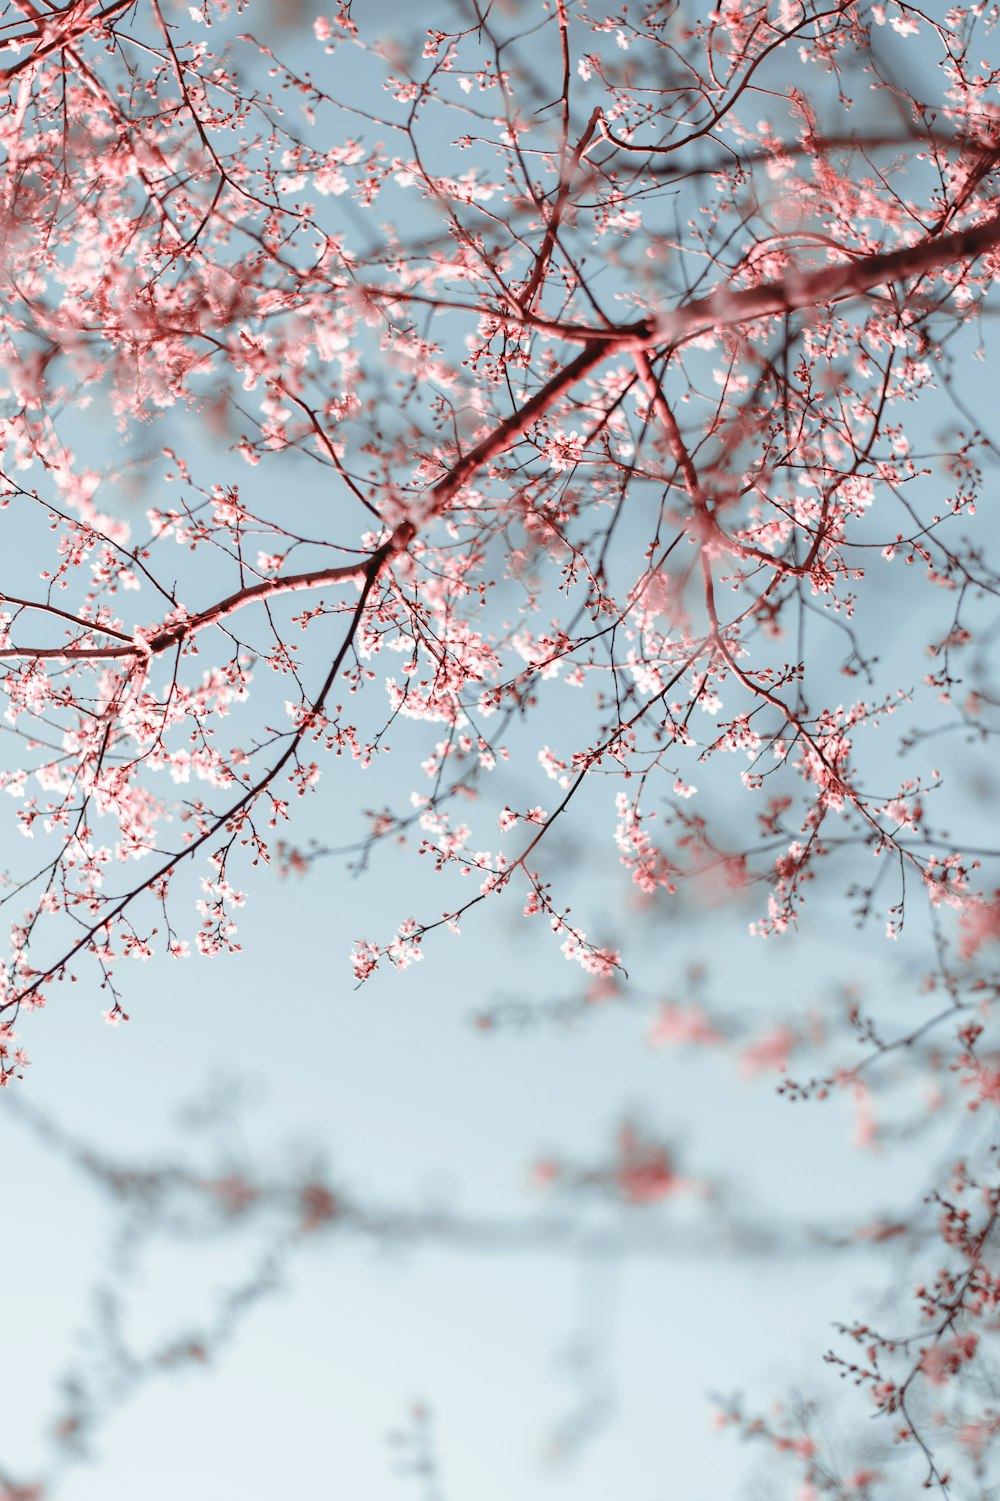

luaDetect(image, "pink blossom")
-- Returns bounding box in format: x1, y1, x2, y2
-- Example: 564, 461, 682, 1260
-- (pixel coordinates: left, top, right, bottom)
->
958, 892, 1000, 961
648, 1003, 723, 1049
739, 1026, 796, 1077
919, 1333, 979, 1387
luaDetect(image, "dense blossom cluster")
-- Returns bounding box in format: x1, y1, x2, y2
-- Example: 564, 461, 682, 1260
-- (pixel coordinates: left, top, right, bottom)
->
0, 0, 995, 1019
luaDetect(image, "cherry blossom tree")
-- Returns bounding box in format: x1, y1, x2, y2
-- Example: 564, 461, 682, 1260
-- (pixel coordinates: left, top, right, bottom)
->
3, 0, 1000, 1493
